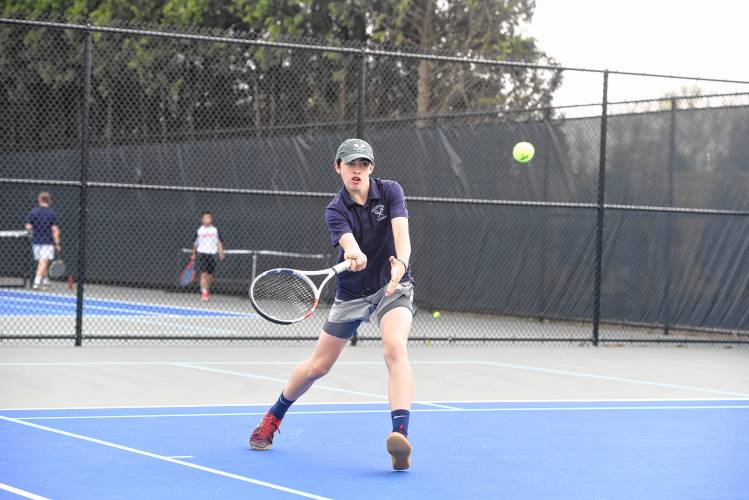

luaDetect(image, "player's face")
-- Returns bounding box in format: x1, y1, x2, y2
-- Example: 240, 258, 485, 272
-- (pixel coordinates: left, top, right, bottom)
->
201, 214, 213, 226
336, 158, 373, 192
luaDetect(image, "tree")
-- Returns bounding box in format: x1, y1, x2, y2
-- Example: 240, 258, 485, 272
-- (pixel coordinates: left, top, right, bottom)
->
1, 0, 561, 145
365, 0, 561, 123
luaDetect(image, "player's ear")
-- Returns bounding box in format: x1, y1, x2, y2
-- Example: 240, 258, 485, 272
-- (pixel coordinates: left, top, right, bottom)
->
368, 162, 374, 174
333, 160, 341, 174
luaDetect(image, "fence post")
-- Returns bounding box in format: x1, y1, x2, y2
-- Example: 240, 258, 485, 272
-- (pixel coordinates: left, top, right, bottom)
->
592, 70, 609, 346
662, 98, 677, 335
75, 26, 93, 347
355, 48, 366, 139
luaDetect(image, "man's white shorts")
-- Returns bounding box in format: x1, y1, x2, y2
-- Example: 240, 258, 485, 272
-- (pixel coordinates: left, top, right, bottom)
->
32, 244, 55, 261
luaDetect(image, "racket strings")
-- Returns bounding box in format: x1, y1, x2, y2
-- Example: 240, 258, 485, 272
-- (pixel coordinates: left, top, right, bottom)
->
252, 271, 316, 322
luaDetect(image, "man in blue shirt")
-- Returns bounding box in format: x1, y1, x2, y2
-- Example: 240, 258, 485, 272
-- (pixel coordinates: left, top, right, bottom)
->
24, 192, 61, 290
250, 139, 416, 470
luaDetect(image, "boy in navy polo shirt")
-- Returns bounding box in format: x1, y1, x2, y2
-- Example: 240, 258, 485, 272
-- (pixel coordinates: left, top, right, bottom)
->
24, 192, 61, 290
250, 139, 416, 470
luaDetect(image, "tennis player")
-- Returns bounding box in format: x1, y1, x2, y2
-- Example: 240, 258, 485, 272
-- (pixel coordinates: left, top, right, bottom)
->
190, 211, 225, 301
24, 192, 61, 290
250, 139, 416, 470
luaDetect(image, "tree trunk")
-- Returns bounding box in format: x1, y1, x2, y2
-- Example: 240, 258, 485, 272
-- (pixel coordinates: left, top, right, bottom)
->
416, 0, 434, 128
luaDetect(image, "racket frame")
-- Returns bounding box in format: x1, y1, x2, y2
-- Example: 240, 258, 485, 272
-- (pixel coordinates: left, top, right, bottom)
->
179, 260, 196, 287
250, 260, 350, 325
48, 259, 66, 280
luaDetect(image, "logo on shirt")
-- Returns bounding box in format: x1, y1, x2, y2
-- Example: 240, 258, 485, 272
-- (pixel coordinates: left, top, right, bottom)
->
371, 204, 387, 222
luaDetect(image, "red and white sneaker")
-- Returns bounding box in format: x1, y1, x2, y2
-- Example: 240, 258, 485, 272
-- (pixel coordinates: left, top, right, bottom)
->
249, 411, 282, 450
201, 290, 210, 301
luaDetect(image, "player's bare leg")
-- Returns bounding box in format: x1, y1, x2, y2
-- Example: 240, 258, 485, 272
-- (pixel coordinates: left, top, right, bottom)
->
33, 259, 49, 289
250, 332, 347, 450
200, 272, 212, 300
381, 306, 413, 470
284, 331, 348, 400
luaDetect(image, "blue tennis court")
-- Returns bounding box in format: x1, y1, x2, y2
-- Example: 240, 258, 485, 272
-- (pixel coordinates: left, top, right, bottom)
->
2, 399, 747, 499
0, 290, 252, 318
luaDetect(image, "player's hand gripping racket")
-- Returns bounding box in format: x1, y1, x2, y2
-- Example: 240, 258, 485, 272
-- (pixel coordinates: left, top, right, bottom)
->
250, 260, 351, 325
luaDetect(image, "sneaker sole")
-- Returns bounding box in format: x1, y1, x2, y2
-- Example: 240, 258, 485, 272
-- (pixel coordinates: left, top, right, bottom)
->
249, 442, 272, 451
386, 432, 412, 471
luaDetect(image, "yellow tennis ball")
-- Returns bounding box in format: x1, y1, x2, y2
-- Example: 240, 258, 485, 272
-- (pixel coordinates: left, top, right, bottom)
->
432, 311, 441, 319
513, 141, 535, 163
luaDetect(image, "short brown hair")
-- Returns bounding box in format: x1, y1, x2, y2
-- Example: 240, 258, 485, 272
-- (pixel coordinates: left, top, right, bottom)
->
38, 192, 52, 205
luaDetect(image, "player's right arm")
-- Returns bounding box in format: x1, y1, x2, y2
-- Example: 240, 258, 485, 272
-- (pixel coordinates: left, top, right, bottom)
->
52, 224, 61, 252
24, 210, 33, 234
339, 233, 367, 272
326, 205, 366, 272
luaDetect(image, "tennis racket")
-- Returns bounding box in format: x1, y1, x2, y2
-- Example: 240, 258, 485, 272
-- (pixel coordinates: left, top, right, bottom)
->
250, 260, 351, 325
178, 260, 196, 287
48, 258, 66, 280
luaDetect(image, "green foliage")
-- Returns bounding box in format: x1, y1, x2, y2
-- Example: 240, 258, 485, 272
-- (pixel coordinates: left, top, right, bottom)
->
1, 0, 561, 148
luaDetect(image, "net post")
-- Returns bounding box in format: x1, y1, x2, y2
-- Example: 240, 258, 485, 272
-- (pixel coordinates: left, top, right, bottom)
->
74, 25, 93, 347
592, 70, 609, 347
662, 98, 677, 336
356, 48, 366, 139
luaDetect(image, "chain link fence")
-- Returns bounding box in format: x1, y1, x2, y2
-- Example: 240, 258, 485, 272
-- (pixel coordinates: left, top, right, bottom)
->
2, 18, 749, 346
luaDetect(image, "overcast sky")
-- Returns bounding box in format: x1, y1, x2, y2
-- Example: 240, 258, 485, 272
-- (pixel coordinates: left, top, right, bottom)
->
526, 0, 749, 106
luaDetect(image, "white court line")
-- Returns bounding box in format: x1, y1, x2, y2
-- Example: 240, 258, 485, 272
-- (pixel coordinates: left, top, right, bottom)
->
476, 361, 749, 398
167, 455, 194, 459
172, 362, 460, 410
0, 482, 50, 500
0, 360, 465, 367
1, 398, 746, 412
2, 358, 746, 399
13, 404, 749, 420
0, 416, 329, 500
0, 401, 387, 411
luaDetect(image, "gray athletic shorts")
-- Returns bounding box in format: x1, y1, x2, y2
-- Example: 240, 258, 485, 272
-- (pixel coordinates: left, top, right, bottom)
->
323, 282, 416, 339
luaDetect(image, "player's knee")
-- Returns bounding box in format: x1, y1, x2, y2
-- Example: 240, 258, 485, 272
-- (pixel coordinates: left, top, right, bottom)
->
382, 339, 407, 365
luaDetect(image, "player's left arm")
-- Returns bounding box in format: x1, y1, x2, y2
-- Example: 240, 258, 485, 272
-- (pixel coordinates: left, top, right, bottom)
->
386, 217, 410, 296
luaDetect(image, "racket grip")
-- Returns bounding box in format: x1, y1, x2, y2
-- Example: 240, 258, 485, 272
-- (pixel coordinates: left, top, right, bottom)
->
333, 260, 351, 274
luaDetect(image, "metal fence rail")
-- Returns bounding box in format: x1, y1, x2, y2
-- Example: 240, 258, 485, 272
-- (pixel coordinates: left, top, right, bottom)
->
1, 17, 749, 346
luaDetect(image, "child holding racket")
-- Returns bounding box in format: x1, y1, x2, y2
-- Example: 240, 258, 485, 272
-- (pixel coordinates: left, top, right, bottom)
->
24, 192, 61, 290
250, 139, 416, 470
190, 211, 225, 301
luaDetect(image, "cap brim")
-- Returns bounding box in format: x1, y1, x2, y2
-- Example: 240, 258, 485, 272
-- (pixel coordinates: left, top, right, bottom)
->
340, 153, 374, 164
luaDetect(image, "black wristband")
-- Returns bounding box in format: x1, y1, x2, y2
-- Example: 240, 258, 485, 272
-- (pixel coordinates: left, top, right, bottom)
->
396, 258, 408, 270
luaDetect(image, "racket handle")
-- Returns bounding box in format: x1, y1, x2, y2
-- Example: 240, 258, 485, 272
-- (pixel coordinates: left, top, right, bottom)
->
333, 260, 351, 274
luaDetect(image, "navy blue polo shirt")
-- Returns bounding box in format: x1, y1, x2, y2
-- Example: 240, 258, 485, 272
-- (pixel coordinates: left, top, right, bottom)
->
25, 207, 59, 245
325, 178, 414, 301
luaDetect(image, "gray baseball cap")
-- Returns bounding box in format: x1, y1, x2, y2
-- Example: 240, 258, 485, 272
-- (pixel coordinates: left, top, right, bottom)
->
336, 138, 374, 164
